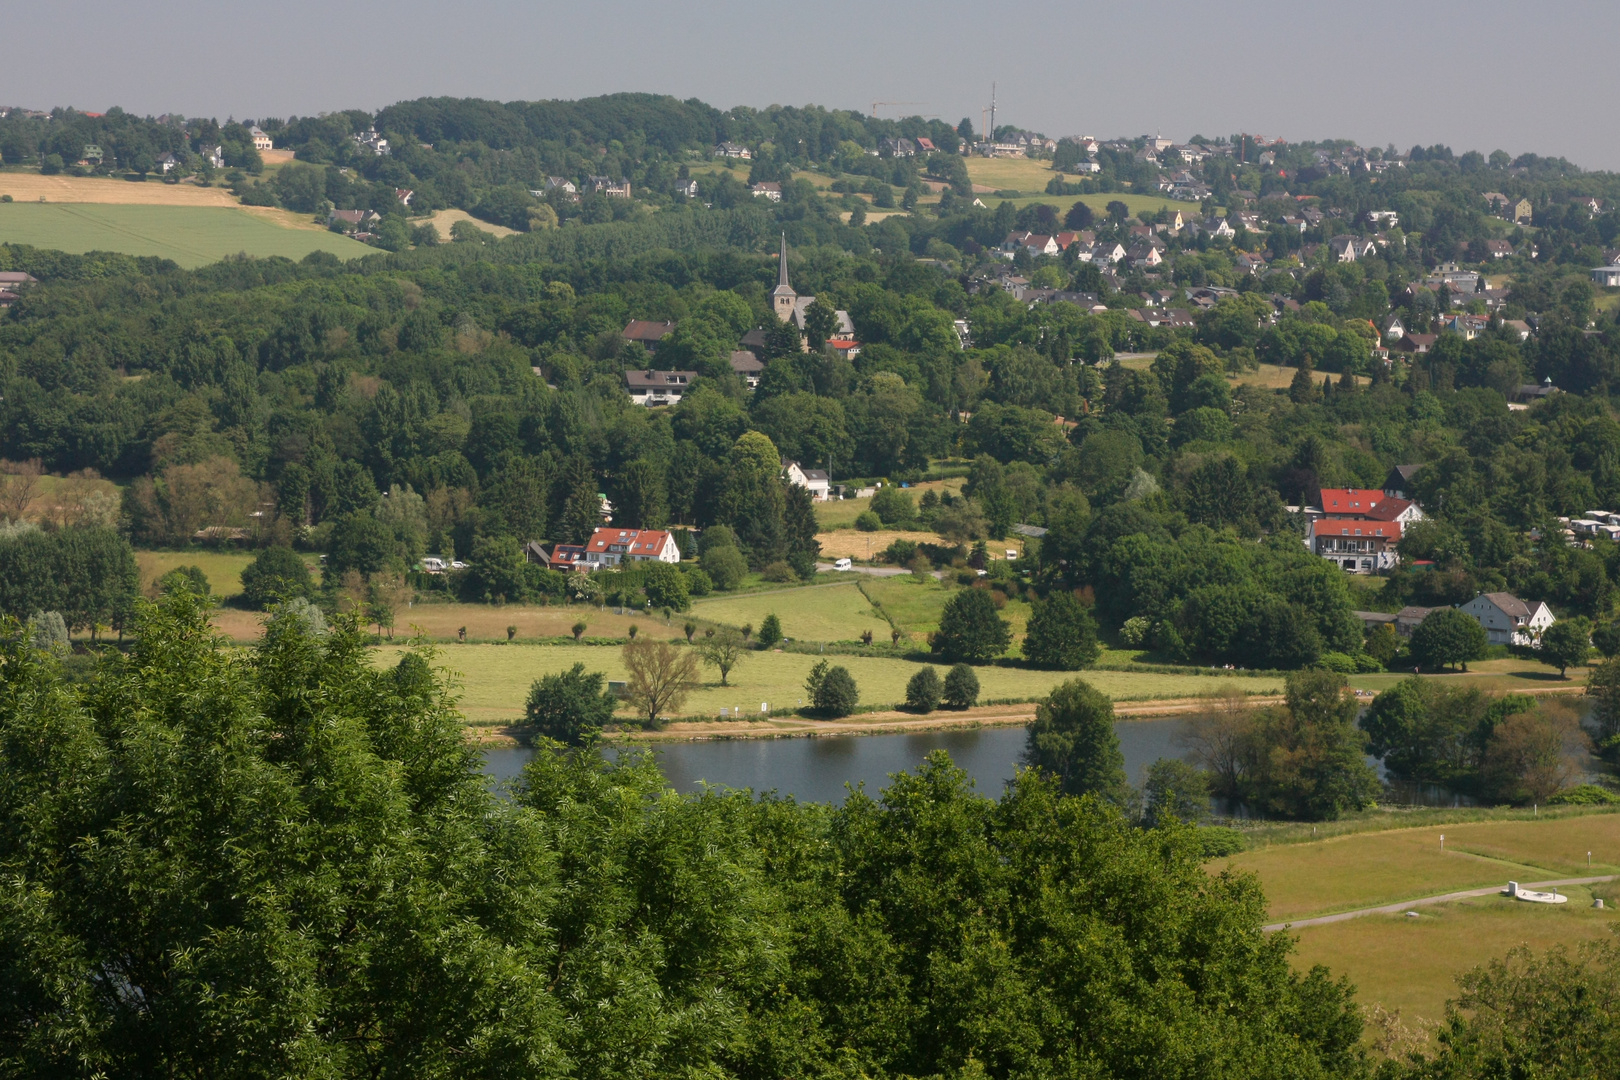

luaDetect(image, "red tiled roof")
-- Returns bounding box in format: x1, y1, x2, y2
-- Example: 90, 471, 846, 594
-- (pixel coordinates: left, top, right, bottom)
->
1311, 516, 1403, 541
586, 528, 672, 555
1318, 488, 1412, 521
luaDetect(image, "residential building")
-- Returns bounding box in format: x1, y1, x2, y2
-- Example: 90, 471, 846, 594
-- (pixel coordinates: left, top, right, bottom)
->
784, 461, 832, 501
1592, 265, 1620, 287
157, 152, 181, 174
0, 271, 41, 291
1396, 606, 1437, 638
751, 181, 782, 201
1390, 333, 1437, 356
621, 320, 674, 351
1482, 239, 1514, 259
586, 176, 631, 198
624, 369, 697, 406
248, 126, 273, 151
1317, 487, 1424, 525
1307, 516, 1403, 573
714, 142, 751, 159
1382, 465, 1423, 502
582, 527, 681, 567
1459, 592, 1555, 646
328, 208, 381, 232
729, 349, 763, 388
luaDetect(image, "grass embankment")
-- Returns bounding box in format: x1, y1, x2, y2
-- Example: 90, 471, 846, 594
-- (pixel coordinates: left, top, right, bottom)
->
377, 642, 1283, 726
1215, 810, 1620, 1030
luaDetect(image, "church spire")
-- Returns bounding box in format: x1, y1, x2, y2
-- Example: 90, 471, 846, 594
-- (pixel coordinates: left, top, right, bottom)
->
776, 232, 791, 292
772, 233, 797, 322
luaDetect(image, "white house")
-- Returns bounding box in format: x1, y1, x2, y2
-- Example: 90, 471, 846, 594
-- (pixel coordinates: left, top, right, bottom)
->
624, 369, 696, 406
582, 528, 681, 567
1459, 592, 1555, 646
785, 461, 832, 501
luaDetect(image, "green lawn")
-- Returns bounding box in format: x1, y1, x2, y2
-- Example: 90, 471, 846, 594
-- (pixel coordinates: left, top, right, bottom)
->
137, 549, 266, 599
1213, 813, 1620, 922
1290, 888, 1620, 1029
859, 576, 953, 640
0, 204, 375, 267
692, 583, 893, 644
375, 643, 1282, 724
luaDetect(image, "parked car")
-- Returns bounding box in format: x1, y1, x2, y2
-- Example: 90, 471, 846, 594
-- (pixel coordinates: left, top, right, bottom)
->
834, 557, 853, 571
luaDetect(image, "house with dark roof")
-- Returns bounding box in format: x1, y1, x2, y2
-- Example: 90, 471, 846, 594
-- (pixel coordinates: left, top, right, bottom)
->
1382, 465, 1422, 502
1459, 592, 1554, 646
729, 350, 763, 388
621, 320, 674, 351
785, 461, 832, 501
624, 369, 696, 406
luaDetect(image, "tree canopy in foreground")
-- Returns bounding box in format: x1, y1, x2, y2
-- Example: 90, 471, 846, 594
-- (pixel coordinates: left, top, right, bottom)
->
0, 593, 1375, 1078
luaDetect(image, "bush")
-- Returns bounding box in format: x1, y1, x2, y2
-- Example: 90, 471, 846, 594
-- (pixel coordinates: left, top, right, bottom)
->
703, 546, 748, 590
761, 560, 798, 583
855, 510, 882, 532
757, 613, 783, 647
525, 662, 616, 745
943, 663, 979, 708
806, 660, 859, 717
1546, 783, 1620, 805
157, 565, 210, 597
869, 486, 915, 526
1120, 616, 1151, 648
1316, 651, 1358, 674
905, 666, 942, 712
640, 561, 690, 612
1593, 621, 1620, 658
683, 566, 713, 596
1196, 828, 1247, 858
883, 539, 919, 565
242, 548, 317, 611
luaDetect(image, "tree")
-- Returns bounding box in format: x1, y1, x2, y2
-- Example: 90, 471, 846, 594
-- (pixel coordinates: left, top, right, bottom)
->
1539, 617, 1591, 678
240, 546, 314, 610
807, 662, 858, 717
1139, 758, 1211, 826
640, 562, 690, 612
942, 663, 979, 708
1364, 622, 1399, 666
905, 666, 942, 712
1022, 592, 1101, 669
933, 587, 1011, 663
525, 662, 616, 744
1249, 669, 1380, 820
1586, 656, 1620, 756
1410, 608, 1488, 671
622, 638, 699, 728
1592, 620, 1620, 658
718, 432, 786, 563
157, 565, 210, 597
703, 545, 748, 590
1479, 705, 1586, 804
1064, 200, 1094, 230
697, 627, 746, 687
757, 613, 782, 647
1024, 678, 1128, 802
803, 298, 838, 352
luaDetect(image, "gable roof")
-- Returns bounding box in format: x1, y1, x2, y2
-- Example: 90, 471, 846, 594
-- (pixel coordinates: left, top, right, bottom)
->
622, 319, 674, 344
586, 527, 674, 556
1318, 488, 1413, 521
1477, 592, 1533, 619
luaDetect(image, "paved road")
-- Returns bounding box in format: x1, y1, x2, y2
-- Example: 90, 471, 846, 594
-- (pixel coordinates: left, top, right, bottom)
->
1263, 874, 1619, 932
814, 563, 944, 579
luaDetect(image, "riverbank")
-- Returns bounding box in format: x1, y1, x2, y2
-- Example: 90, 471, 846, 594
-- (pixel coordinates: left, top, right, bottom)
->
465, 694, 1287, 746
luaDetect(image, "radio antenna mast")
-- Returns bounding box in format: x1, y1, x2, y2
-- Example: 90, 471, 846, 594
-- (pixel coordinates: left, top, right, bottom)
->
990, 82, 997, 141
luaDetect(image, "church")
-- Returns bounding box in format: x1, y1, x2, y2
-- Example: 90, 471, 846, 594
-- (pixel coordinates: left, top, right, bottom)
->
770, 234, 855, 345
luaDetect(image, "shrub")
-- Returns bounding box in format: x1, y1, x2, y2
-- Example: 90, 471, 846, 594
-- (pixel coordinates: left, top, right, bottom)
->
640, 561, 691, 611
703, 546, 748, 590
1120, 616, 1151, 648
943, 663, 979, 708
1547, 783, 1620, 805
933, 588, 1011, 663
1316, 651, 1358, 674
761, 560, 798, 583
883, 538, 919, 565
525, 662, 616, 745
905, 667, 942, 712
157, 566, 210, 597
757, 613, 783, 647
869, 486, 915, 526
683, 567, 713, 596
1196, 828, 1247, 858
571, 621, 587, 641
1593, 621, 1620, 658
854, 510, 882, 532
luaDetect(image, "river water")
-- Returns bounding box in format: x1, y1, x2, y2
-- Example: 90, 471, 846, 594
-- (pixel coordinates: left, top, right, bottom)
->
483, 718, 1188, 804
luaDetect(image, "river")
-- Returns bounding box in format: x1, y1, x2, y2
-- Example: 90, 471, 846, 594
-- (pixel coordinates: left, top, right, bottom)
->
482, 718, 1188, 804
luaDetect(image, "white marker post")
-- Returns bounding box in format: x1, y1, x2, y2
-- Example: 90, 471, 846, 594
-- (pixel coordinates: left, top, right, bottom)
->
1440, 834, 1445, 851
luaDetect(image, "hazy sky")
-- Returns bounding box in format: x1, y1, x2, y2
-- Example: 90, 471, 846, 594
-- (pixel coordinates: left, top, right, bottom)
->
5, 0, 1618, 168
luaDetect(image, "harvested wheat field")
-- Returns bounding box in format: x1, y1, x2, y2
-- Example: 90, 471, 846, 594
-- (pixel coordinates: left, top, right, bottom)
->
423, 208, 519, 240
0, 172, 240, 206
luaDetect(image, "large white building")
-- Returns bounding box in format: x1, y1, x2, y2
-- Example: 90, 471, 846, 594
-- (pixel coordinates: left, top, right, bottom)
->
1459, 592, 1555, 646
581, 528, 681, 567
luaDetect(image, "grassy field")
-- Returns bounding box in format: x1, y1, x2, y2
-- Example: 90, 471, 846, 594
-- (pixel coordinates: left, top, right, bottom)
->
1291, 888, 1620, 1028
137, 550, 265, 600
692, 583, 893, 643
376, 642, 1284, 725
0, 203, 374, 266
815, 478, 966, 530
422, 208, 519, 241
1214, 813, 1620, 922
961, 159, 1204, 216
859, 576, 953, 640
0, 171, 240, 206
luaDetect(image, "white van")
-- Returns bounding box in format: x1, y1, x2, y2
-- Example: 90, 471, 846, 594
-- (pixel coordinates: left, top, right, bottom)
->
833, 557, 853, 571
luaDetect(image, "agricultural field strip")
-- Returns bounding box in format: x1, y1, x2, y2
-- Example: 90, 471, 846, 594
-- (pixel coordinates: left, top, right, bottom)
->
1263, 874, 1620, 931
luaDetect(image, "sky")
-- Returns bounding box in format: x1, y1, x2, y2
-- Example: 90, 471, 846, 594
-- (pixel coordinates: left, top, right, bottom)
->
4, 0, 1618, 168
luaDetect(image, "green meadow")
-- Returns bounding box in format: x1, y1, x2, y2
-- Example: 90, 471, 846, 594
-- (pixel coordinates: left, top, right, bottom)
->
0, 203, 375, 266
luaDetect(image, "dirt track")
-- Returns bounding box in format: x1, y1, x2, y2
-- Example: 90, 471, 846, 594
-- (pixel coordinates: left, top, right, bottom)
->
0, 172, 240, 206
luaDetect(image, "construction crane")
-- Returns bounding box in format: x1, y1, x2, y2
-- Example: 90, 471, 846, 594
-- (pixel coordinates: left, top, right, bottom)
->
871, 101, 926, 118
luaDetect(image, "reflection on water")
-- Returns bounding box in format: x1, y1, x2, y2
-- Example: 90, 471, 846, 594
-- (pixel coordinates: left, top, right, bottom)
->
481, 714, 1481, 810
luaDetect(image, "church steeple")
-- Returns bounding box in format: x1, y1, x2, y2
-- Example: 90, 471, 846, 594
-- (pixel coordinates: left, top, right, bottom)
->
772, 233, 796, 321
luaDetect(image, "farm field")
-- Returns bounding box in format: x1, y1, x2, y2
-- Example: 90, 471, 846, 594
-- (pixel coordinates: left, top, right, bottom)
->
0, 171, 240, 206
1347, 655, 1587, 693
0, 203, 374, 266
375, 642, 1285, 725
137, 550, 265, 600
1290, 887, 1620, 1029
692, 583, 892, 644
1213, 813, 1620, 923
422, 207, 519, 241
814, 477, 966, 530
203, 599, 689, 644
